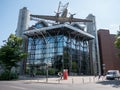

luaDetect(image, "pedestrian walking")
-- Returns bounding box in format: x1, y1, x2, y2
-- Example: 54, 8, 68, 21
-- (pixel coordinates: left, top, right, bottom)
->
58, 72, 63, 80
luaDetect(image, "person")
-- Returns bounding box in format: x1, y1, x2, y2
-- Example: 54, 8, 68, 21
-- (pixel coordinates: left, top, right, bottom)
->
58, 72, 63, 80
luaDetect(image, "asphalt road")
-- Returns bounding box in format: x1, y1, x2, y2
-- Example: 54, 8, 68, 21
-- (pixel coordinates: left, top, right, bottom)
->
0, 80, 120, 90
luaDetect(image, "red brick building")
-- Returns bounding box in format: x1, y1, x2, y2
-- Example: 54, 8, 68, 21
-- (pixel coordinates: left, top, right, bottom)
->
98, 29, 120, 74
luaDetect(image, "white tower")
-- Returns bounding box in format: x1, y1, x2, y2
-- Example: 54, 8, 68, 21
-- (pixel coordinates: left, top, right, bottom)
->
86, 14, 101, 75
16, 7, 30, 74
16, 7, 30, 37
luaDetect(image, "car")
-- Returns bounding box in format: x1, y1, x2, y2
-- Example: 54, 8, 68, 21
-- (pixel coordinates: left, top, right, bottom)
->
106, 70, 120, 80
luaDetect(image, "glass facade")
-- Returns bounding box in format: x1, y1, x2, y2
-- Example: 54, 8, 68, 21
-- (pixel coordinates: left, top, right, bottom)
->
25, 21, 92, 75
26, 34, 91, 75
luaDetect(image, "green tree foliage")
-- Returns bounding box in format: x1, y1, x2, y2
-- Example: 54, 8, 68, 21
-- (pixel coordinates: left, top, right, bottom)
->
63, 51, 69, 69
72, 61, 77, 73
0, 34, 27, 78
114, 31, 120, 56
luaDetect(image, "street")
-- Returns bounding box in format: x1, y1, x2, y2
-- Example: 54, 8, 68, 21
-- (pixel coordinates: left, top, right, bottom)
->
0, 79, 120, 90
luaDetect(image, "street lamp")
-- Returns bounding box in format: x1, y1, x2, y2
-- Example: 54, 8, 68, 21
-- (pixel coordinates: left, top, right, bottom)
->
46, 63, 48, 82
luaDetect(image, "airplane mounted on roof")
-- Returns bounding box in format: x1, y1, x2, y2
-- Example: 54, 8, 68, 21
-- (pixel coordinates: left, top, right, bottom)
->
30, 2, 92, 23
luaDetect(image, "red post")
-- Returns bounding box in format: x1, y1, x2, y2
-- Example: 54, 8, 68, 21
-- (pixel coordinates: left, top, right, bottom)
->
63, 69, 68, 80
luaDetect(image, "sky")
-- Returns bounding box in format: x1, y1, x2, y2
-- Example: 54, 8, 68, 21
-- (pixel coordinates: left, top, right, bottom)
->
0, 0, 120, 46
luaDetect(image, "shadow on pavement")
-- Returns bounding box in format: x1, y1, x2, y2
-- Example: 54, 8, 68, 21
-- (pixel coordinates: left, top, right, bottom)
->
96, 80, 120, 88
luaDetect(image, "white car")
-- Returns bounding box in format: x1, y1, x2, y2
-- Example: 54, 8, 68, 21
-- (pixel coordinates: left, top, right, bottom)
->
106, 70, 120, 80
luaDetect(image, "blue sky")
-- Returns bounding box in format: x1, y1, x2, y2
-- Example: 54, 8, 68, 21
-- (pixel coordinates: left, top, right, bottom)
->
0, 0, 120, 46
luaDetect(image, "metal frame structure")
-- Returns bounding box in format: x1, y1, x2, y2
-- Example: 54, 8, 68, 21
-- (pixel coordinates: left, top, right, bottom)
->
24, 23, 94, 75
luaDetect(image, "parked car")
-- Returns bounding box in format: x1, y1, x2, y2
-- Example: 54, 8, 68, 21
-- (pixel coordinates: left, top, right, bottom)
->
106, 70, 120, 80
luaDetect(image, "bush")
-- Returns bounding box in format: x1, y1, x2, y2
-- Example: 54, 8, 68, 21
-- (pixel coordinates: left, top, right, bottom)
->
9, 72, 18, 80
48, 68, 55, 75
36, 69, 46, 75
36, 68, 56, 75
0, 71, 18, 80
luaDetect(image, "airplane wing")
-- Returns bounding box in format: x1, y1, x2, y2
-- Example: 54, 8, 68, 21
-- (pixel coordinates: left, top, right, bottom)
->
30, 14, 58, 21
30, 14, 92, 22
69, 18, 92, 22
58, 17, 92, 22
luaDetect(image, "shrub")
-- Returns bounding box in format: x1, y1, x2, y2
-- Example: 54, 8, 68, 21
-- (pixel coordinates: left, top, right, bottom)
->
48, 68, 55, 75
36, 69, 46, 75
0, 71, 18, 80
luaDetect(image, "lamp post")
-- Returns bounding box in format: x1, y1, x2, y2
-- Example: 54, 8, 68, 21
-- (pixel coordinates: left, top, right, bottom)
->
46, 64, 48, 82
45, 40, 50, 83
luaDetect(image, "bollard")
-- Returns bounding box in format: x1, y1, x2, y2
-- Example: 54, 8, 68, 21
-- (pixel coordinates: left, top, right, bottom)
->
89, 77, 91, 82
82, 78, 84, 84
102, 76, 104, 80
37, 79, 39, 82
72, 78, 74, 84
93, 77, 95, 82
58, 79, 60, 83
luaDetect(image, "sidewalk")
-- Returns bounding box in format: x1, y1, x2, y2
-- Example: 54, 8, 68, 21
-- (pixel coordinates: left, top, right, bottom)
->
19, 75, 106, 84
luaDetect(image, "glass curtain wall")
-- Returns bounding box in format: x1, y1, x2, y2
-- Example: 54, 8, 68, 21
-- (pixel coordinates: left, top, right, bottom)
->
26, 34, 91, 75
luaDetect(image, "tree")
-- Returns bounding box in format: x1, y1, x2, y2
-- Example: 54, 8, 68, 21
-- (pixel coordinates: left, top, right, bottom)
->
0, 34, 27, 73
114, 31, 120, 56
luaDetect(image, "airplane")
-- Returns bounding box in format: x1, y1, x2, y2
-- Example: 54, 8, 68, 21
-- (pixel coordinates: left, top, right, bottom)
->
30, 2, 92, 23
